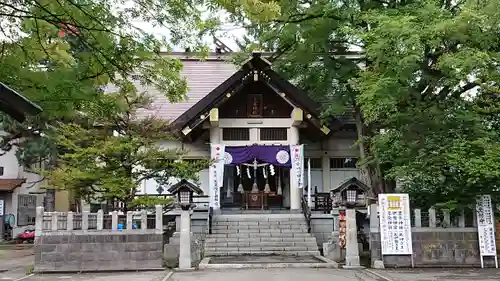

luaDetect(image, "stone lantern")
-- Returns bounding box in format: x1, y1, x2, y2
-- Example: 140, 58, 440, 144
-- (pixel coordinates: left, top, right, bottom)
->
329, 177, 374, 268
167, 179, 203, 270
330, 177, 373, 209
167, 179, 203, 211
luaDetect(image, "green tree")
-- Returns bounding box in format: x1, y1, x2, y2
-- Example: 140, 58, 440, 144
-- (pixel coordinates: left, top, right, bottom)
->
47, 91, 211, 210
0, 0, 213, 167
212, 0, 500, 208
0, 0, 215, 207
212, 0, 388, 194
358, 0, 500, 208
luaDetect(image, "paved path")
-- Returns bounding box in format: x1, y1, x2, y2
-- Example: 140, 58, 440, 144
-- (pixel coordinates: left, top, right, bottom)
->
3, 267, 500, 281
0, 249, 34, 272
169, 268, 500, 281
368, 268, 500, 281
168, 268, 377, 281
2, 271, 168, 281
0, 267, 28, 281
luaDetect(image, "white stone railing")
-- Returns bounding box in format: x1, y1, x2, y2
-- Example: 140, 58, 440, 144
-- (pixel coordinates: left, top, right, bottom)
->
368, 204, 478, 232
35, 205, 163, 234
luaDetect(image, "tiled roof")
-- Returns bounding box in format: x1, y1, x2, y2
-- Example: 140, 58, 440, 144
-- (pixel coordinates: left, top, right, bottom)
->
136, 59, 237, 122
0, 83, 42, 122
0, 179, 26, 192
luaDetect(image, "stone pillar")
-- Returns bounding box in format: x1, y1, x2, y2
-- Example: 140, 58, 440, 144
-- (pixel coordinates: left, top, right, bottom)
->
141, 210, 147, 230
96, 210, 104, 230
0, 195, 5, 242
414, 209, 422, 228
323, 208, 342, 262
155, 205, 163, 232
369, 204, 384, 269
179, 208, 192, 270
126, 211, 133, 230
111, 211, 118, 230
35, 206, 44, 237
81, 211, 89, 230
51, 212, 58, 231
289, 125, 301, 210
209, 127, 220, 144
344, 208, 362, 268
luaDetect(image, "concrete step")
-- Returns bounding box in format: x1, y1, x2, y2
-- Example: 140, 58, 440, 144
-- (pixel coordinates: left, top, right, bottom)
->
213, 214, 305, 222
212, 221, 308, 226
207, 232, 312, 238
205, 246, 318, 252
205, 237, 318, 243
211, 223, 307, 229
205, 241, 319, 248
211, 228, 308, 234
218, 209, 300, 215
204, 250, 321, 257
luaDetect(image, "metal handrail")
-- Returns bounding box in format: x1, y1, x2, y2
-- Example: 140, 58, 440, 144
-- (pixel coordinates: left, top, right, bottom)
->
208, 206, 213, 234
301, 195, 312, 233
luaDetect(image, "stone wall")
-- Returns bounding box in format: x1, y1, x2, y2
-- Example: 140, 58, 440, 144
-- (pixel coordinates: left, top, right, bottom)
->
34, 206, 165, 273
310, 213, 334, 247
35, 231, 163, 272
369, 204, 493, 268
370, 229, 496, 267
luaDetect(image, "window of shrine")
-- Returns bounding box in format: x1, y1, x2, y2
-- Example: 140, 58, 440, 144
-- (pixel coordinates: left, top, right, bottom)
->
222, 128, 250, 141
330, 157, 358, 169
260, 128, 287, 141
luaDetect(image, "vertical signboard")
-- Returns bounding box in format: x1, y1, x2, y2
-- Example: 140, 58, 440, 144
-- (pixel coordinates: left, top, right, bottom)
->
339, 211, 346, 249
290, 144, 304, 188
378, 193, 413, 257
476, 195, 498, 268
0, 199, 3, 241
209, 144, 225, 209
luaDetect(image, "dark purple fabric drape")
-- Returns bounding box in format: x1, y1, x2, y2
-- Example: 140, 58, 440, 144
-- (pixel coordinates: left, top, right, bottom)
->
225, 145, 291, 167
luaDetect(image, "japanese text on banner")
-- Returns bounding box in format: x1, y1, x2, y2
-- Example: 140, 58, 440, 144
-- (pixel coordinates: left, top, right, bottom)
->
209, 144, 225, 209
290, 144, 304, 188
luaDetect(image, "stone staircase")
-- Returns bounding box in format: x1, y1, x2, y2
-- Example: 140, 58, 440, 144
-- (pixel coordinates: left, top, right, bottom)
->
204, 213, 320, 257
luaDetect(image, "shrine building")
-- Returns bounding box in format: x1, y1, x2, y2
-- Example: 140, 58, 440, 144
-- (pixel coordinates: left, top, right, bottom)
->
138, 51, 361, 211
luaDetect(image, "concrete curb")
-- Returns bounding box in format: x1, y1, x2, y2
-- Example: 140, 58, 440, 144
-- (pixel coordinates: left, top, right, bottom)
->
32, 268, 166, 274
199, 262, 338, 269
160, 271, 174, 281
14, 274, 35, 281
198, 255, 338, 270
314, 255, 340, 268
364, 269, 393, 281
199, 257, 211, 267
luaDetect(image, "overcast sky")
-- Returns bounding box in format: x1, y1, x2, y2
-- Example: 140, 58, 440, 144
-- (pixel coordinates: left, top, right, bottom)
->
130, 10, 246, 52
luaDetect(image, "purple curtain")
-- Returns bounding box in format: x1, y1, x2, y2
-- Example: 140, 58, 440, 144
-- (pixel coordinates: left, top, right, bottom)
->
225, 145, 291, 167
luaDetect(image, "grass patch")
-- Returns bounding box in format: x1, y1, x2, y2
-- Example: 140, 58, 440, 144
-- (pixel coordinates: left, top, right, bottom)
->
25, 264, 33, 275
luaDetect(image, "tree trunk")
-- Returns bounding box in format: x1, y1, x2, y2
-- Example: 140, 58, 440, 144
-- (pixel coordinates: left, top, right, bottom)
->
354, 105, 385, 195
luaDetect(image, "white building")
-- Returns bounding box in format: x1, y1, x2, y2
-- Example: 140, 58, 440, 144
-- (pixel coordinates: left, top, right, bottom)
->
0, 146, 45, 237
